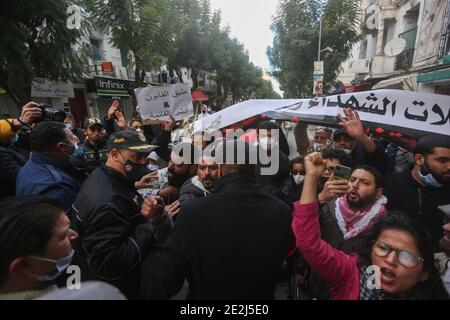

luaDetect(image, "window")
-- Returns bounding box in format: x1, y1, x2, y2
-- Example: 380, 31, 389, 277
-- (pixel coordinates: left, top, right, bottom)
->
359, 39, 368, 59
89, 38, 103, 61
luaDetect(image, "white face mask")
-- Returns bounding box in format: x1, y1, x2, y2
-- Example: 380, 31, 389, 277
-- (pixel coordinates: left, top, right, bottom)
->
341, 148, 352, 154
147, 164, 160, 172
62, 142, 79, 158
333, 143, 352, 154
292, 173, 305, 186
28, 249, 75, 283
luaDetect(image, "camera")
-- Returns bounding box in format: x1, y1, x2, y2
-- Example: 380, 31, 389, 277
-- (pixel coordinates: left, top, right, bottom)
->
38, 104, 66, 122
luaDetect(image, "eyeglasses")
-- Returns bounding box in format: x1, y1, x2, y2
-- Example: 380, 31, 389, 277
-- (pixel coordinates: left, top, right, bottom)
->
372, 241, 424, 268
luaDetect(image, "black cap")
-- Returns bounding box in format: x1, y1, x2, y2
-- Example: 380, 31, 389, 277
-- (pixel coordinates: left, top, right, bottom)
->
108, 130, 159, 153
333, 128, 350, 141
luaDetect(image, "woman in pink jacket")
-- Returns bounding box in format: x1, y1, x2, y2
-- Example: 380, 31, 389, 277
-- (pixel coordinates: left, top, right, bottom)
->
293, 152, 448, 300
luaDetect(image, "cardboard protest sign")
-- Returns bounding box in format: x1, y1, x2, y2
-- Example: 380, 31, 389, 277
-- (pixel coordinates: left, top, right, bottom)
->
136, 83, 194, 122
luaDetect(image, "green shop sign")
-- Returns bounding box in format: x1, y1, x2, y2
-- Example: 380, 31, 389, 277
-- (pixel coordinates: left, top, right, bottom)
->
94, 77, 130, 97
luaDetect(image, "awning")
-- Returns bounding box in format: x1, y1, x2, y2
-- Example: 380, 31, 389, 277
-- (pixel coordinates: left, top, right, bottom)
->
417, 68, 450, 84
372, 74, 418, 91
192, 90, 208, 102
444, 55, 450, 65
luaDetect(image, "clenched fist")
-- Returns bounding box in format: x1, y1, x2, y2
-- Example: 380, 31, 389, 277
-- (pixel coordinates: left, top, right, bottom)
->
141, 196, 165, 221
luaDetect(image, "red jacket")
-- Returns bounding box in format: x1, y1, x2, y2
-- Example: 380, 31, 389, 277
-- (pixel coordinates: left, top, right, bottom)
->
292, 202, 361, 300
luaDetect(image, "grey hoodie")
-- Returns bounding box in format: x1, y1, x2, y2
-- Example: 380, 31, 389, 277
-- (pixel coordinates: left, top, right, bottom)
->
179, 176, 211, 206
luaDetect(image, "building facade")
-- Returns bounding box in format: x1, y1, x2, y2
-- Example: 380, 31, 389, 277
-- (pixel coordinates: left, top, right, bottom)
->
337, 0, 450, 95
0, 26, 218, 122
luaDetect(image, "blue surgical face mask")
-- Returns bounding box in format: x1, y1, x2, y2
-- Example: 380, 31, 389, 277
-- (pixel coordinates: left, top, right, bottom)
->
147, 164, 160, 172
28, 249, 75, 283
419, 160, 443, 188
419, 167, 443, 188
62, 142, 79, 159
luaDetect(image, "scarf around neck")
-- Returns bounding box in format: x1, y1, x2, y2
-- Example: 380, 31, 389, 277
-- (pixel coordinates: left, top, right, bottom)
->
335, 195, 388, 240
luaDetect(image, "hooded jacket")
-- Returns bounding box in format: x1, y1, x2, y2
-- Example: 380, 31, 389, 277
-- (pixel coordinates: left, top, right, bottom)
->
179, 176, 212, 206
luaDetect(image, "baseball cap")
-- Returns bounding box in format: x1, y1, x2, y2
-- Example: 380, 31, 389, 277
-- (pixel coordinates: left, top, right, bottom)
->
108, 130, 159, 153
333, 128, 351, 141
87, 118, 103, 129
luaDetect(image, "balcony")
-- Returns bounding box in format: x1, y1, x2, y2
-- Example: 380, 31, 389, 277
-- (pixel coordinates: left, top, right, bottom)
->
438, 0, 450, 58
394, 49, 415, 70
362, 0, 379, 27
394, 27, 417, 71
362, 0, 399, 29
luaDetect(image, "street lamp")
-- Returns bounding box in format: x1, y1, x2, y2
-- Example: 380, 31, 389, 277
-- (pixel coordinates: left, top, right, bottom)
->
314, 14, 325, 97
318, 14, 323, 62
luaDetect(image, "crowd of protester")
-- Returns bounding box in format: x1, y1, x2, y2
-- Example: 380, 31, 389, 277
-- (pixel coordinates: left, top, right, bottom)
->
0, 100, 449, 300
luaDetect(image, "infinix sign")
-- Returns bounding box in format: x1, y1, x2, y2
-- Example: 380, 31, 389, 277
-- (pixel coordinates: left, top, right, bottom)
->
94, 77, 130, 97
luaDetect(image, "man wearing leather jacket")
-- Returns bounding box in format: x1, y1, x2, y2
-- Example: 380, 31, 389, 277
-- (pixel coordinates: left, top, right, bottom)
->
71, 130, 173, 299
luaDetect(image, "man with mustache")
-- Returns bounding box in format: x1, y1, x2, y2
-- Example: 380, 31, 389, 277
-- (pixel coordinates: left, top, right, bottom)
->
178, 155, 219, 205
157, 143, 199, 209
309, 165, 387, 299
384, 134, 450, 248
75, 118, 109, 174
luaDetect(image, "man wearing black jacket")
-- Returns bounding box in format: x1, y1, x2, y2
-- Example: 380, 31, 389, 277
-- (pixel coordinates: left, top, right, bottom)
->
140, 140, 292, 299
71, 130, 172, 299
75, 118, 109, 174
384, 134, 450, 247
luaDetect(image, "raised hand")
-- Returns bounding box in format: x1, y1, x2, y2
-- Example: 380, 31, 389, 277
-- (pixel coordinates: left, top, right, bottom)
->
114, 111, 129, 129
107, 100, 120, 120
299, 152, 327, 204
304, 152, 327, 179
18, 102, 42, 125
338, 108, 365, 139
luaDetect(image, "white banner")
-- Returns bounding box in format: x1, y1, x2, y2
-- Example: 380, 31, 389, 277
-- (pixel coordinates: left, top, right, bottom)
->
135, 83, 194, 122
195, 90, 450, 138
31, 78, 74, 98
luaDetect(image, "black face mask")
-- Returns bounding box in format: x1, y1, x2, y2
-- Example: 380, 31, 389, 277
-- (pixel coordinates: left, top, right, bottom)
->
119, 152, 151, 183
